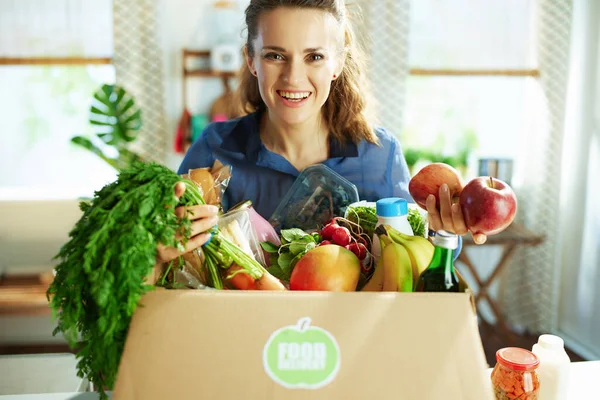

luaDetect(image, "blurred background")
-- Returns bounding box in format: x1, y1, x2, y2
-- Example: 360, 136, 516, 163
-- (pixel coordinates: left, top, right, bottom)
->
0, 0, 598, 370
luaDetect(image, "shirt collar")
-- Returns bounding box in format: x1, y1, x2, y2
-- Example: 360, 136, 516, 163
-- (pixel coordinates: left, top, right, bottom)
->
220, 110, 359, 160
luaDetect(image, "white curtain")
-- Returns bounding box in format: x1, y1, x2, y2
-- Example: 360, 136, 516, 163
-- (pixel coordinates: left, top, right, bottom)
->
0, 0, 112, 58
502, 0, 574, 334
556, 0, 600, 359
349, 0, 410, 135
113, 0, 170, 165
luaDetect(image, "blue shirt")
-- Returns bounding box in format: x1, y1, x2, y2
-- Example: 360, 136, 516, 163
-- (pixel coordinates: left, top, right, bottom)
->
178, 110, 412, 219
178, 110, 462, 258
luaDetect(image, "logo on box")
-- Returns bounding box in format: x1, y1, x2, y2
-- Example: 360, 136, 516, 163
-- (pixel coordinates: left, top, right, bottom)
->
262, 317, 341, 389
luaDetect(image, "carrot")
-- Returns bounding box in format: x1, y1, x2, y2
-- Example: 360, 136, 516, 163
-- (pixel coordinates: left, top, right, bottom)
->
255, 270, 287, 291
491, 364, 539, 400
225, 264, 257, 290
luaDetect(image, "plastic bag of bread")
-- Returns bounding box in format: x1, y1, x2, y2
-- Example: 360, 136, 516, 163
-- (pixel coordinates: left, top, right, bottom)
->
181, 159, 232, 207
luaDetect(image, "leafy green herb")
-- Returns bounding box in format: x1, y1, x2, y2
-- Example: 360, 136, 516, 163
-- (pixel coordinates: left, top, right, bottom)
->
345, 205, 378, 238
408, 207, 427, 237
46, 161, 206, 399
260, 228, 318, 282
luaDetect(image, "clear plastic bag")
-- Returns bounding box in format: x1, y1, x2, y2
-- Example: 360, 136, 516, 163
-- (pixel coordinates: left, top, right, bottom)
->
182, 159, 232, 207
218, 208, 266, 267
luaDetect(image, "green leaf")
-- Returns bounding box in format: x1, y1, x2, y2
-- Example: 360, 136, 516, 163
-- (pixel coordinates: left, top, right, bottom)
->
296, 235, 316, 244
290, 252, 305, 270
260, 241, 280, 253
78, 84, 144, 171
281, 228, 308, 243
277, 251, 294, 271
267, 264, 285, 281
289, 242, 309, 256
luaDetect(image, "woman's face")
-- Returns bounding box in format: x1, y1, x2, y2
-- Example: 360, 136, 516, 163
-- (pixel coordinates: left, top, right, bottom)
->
247, 7, 342, 126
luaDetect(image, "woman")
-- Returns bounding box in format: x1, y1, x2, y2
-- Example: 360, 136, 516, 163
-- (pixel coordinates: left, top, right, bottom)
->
157, 0, 486, 264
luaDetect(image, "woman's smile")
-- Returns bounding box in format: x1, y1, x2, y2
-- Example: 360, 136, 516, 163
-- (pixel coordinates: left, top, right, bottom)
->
276, 90, 313, 107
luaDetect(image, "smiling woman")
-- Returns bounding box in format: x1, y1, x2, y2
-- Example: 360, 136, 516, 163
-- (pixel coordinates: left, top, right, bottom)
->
168, 0, 481, 266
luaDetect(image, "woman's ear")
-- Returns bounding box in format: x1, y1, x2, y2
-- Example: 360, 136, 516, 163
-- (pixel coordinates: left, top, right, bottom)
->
333, 48, 347, 80
244, 45, 257, 76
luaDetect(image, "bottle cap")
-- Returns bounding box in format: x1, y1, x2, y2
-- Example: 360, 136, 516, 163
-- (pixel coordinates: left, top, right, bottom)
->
537, 334, 565, 350
432, 230, 458, 250
496, 347, 540, 371
376, 198, 408, 217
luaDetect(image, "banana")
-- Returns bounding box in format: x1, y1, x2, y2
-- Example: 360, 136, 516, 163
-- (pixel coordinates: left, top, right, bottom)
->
384, 225, 434, 289
360, 256, 384, 291
381, 238, 414, 292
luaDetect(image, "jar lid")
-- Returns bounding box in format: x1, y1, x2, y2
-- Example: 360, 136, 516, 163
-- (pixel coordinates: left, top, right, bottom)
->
496, 347, 540, 371
376, 198, 408, 217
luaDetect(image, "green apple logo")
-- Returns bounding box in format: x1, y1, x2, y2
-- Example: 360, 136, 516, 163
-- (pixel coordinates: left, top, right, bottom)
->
263, 317, 341, 389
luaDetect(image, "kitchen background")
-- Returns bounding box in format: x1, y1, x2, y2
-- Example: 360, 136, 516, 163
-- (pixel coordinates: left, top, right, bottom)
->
0, 0, 599, 366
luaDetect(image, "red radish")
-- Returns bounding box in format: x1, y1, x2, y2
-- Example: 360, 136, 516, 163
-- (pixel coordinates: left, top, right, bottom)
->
319, 240, 332, 246
347, 242, 367, 260
320, 222, 339, 240
331, 226, 351, 246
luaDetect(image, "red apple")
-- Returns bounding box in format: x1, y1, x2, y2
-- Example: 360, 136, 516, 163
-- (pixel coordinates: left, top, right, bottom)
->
460, 176, 517, 235
409, 163, 464, 209
289, 245, 361, 291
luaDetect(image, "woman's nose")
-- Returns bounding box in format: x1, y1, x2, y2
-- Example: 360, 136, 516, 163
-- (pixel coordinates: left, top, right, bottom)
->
282, 59, 305, 86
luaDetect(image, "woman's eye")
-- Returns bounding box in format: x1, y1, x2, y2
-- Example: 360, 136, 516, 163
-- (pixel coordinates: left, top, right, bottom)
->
264, 53, 284, 61
309, 53, 324, 62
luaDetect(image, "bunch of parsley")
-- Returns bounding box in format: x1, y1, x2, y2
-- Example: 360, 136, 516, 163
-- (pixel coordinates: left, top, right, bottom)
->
47, 161, 203, 398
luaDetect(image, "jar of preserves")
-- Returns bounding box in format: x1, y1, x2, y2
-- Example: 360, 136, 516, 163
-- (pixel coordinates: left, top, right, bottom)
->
491, 347, 540, 400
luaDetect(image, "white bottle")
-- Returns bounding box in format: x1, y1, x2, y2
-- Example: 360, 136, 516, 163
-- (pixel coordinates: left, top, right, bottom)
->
371, 198, 414, 262
531, 334, 571, 400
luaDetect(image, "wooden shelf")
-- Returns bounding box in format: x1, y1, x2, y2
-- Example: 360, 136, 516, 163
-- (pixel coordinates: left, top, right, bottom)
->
0, 56, 112, 66
0, 272, 54, 316
184, 68, 237, 79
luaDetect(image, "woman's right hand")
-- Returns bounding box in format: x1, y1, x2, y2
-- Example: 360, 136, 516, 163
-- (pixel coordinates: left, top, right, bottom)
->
156, 182, 219, 264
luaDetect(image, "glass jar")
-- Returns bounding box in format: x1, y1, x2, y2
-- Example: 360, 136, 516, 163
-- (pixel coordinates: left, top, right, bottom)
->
491, 347, 540, 400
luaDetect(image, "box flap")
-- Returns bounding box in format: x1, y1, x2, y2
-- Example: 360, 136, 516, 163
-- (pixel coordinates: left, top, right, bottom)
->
113, 290, 494, 399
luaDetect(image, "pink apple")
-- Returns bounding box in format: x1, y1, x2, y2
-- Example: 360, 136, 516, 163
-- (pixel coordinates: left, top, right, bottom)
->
409, 163, 464, 209
460, 177, 518, 235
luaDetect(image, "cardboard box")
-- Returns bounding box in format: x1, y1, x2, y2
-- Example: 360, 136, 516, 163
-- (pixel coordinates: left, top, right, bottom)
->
113, 290, 495, 399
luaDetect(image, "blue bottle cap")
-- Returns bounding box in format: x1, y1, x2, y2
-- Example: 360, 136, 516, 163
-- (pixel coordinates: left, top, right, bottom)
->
376, 198, 408, 217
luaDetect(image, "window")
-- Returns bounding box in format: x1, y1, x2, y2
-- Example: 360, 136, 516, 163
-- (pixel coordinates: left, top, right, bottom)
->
0, 0, 116, 199
401, 0, 539, 177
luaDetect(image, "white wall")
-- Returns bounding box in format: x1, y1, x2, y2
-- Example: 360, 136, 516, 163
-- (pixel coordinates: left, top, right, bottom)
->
159, 0, 248, 171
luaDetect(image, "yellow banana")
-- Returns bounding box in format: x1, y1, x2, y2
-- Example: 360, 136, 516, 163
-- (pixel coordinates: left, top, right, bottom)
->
360, 256, 384, 292
385, 225, 434, 288
381, 240, 413, 292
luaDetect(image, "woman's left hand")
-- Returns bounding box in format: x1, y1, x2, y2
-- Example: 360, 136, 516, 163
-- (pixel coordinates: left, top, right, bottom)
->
426, 183, 487, 245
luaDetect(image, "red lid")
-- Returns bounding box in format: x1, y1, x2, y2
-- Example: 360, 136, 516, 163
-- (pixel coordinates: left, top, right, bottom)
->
496, 347, 540, 371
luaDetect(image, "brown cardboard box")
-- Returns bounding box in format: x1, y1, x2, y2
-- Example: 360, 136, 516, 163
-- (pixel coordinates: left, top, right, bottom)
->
113, 290, 494, 399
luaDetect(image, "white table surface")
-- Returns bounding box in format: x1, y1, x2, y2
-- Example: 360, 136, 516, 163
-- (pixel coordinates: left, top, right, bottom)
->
0, 355, 597, 399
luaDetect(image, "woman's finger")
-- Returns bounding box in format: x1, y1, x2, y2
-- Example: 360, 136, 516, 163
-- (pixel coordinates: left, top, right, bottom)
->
182, 232, 213, 252
187, 204, 219, 220
189, 215, 219, 236
426, 194, 443, 231
174, 182, 186, 198
451, 203, 468, 236
438, 184, 454, 231
175, 204, 219, 219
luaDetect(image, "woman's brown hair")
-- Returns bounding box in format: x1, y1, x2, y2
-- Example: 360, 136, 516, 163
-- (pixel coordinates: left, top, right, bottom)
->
232, 0, 379, 145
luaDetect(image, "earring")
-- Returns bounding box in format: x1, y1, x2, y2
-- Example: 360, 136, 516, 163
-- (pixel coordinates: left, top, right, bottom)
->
333, 74, 337, 79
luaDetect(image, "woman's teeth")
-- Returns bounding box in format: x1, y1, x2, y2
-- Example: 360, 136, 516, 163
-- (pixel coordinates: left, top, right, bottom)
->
278, 91, 311, 102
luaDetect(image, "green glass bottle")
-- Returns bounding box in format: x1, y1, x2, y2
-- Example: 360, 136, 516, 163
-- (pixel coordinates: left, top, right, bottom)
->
416, 230, 459, 292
